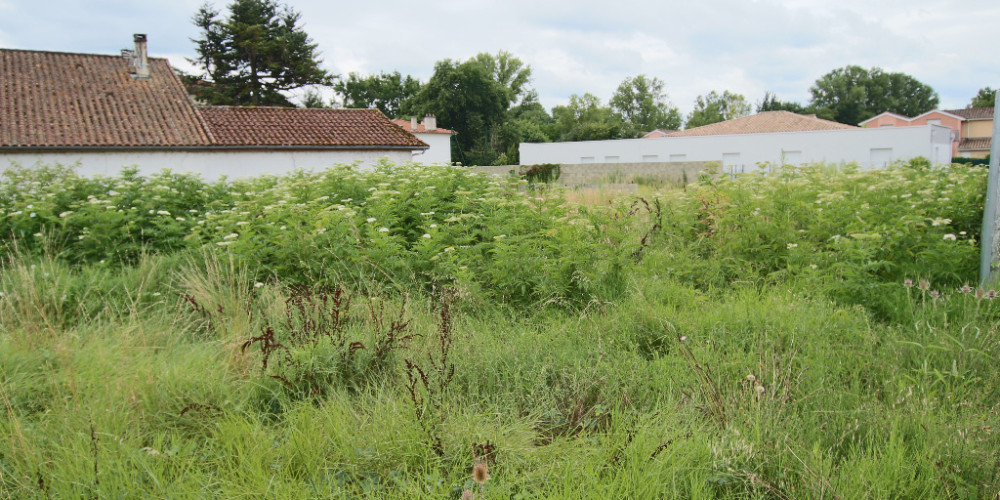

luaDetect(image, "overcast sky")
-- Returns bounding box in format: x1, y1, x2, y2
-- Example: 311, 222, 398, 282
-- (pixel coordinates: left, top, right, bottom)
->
2, 0, 998, 117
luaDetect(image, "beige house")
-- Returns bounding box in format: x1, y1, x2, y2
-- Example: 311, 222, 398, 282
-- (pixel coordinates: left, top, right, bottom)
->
950, 108, 994, 159
860, 107, 993, 159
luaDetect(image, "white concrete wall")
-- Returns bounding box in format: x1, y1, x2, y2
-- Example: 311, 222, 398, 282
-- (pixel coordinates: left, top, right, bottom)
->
1, 149, 415, 180
520, 125, 953, 171
409, 133, 452, 165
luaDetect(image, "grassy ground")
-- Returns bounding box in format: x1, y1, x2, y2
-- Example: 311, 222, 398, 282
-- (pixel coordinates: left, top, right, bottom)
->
1, 162, 998, 498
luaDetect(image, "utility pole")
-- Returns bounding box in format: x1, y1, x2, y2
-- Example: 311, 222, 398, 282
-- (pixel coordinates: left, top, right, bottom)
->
978, 92, 1000, 286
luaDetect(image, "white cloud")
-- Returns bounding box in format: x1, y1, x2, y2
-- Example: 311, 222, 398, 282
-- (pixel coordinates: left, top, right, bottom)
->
5, 0, 1000, 114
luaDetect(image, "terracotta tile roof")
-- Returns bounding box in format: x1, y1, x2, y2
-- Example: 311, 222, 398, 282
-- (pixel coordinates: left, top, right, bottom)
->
944, 107, 994, 120
671, 111, 857, 137
643, 128, 678, 138
390, 119, 455, 135
0, 48, 211, 148
959, 137, 992, 151
201, 107, 427, 148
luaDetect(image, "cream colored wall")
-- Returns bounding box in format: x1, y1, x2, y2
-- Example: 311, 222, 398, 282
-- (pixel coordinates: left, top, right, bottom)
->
967, 120, 994, 137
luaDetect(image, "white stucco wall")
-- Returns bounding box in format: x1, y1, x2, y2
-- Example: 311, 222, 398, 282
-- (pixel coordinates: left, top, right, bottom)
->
1, 149, 415, 180
409, 133, 453, 165
520, 125, 953, 171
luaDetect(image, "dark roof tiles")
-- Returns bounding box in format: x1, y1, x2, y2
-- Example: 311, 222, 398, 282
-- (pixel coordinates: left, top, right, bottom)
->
1, 48, 426, 151
944, 107, 995, 120
0, 49, 211, 147
959, 137, 992, 151
201, 107, 427, 148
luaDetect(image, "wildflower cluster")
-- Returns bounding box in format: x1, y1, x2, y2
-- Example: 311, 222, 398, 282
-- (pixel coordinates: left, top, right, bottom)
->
651, 159, 985, 317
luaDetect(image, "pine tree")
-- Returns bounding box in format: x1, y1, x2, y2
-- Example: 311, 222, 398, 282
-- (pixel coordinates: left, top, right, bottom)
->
188, 0, 333, 106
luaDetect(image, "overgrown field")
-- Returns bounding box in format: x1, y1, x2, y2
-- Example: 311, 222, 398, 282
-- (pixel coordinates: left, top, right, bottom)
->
1, 160, 998, 498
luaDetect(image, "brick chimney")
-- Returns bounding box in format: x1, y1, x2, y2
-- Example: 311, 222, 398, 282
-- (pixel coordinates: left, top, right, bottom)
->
411, 116, 418, 131
424, 114, 436, 131
132, 34, 151, 80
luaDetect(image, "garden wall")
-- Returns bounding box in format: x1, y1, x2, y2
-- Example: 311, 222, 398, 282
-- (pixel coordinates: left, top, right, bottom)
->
470, 161, 718, 185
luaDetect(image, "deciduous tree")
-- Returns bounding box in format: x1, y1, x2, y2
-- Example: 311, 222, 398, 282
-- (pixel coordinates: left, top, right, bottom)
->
685, 90, 751, 129
472, 51, 532, 107
550, 93, 623, 142
809, 66, 938, 125
406, 59, 509, 164
969, 87, 996, 109
756, 91, 806, 113
610, 75, 682, 137
333, 71, 421, 118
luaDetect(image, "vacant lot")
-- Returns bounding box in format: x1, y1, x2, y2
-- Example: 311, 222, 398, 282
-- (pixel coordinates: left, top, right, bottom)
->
1, 160, 997, 498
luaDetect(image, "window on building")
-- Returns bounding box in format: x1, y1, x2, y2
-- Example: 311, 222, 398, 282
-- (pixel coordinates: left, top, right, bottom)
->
926, 119, 941, 126
604, 155, 620, 163
870, 148, 892, 168
669, 154, 687, 162
782, 150, 802, 165
642, 155, 658, 162
581, 156, 595, 164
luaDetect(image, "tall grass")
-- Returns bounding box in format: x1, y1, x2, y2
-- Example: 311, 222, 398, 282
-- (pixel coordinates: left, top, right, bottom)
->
2, 161, 998, 498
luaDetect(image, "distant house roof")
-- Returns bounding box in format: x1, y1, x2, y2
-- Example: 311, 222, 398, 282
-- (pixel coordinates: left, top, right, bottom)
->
390, 119, 455, 135
642, 128, 678, 138
944, 107, 995, 120
0, 47, 425, 151
858, 111, 912, 126
671, 111, 857, 137
203, 108, 426, 148
0, 49, 211, 148
959, 137, 992, 151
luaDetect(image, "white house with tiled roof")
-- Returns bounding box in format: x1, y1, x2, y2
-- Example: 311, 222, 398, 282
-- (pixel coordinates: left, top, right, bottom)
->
391, 116, 455, 164
521, 111, 953, 171
0, 35, 428, 179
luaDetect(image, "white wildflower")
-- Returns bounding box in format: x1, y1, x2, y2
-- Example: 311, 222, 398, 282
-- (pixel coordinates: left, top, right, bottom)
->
366, 217, 377, 223
223, 233, 239, 240
157, 210, 170, 216
943, 233, 957, 241
378, 227, 390, 233
422, 233, 431, 239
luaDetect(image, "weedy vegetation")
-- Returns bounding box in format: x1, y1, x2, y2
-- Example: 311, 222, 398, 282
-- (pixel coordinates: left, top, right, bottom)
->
1, 159, 998, 498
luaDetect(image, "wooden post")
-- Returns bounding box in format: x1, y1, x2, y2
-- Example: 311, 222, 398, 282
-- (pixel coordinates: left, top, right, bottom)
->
979, 93, 1000, 286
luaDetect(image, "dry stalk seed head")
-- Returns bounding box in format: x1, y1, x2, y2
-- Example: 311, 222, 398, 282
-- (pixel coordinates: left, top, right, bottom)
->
473, 461, 489, 484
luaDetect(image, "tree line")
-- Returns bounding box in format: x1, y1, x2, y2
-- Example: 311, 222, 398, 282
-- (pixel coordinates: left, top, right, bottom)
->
184, 0, 996, 166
